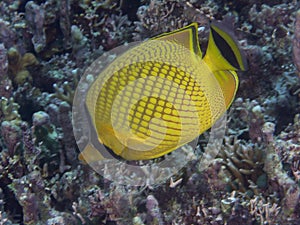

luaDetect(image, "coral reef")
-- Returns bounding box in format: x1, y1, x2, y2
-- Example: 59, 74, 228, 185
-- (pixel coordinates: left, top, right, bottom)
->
0, 0, 299, 224
25, 1, 47, 53
7, 46, 39, 86
0, 43, 12, 99
293, 9, 300, 77
133, 0, 211, 41
217, 136, 265, 193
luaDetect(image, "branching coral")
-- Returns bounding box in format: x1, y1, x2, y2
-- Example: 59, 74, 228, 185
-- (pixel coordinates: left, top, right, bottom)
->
9, 169, 77, 225
0, 119, 76, 224
7, 47, 38, 86
74, 0, 133, 51
134, 0, 210, 41
249, 195, 281, 225
48, 60, 79, 105
24, 0, 79, 56
36, 53, 76, 92
248, 3, 294, 33
53, 82, 76, 106
217, 136, 265, 193
237, 1, 297, 103
85, 185, 136, 224
246, 2, 295, 59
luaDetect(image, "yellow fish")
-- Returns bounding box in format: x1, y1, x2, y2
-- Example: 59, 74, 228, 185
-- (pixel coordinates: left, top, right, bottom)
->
78, 22, 247, 162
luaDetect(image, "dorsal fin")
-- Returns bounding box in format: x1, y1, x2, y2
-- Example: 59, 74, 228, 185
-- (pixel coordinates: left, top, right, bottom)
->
152, 23, 202, 57
203, 21, 248, 72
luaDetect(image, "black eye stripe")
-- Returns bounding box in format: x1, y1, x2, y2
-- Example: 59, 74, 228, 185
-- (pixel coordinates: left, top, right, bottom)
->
211, 27, 240, 70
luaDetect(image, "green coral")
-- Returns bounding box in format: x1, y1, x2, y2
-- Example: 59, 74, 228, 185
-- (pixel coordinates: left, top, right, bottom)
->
7, 47, 38, 86
0, 97, 21, 122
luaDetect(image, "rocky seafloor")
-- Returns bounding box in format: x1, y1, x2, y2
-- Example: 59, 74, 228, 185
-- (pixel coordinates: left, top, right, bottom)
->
0, 0, 300, 224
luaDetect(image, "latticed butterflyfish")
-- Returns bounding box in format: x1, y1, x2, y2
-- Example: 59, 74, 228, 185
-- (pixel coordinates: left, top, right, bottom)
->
78, 22, 247, 162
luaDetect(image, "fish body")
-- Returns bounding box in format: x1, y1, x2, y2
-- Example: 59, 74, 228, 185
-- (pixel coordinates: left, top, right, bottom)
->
79, 22, 247, 161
